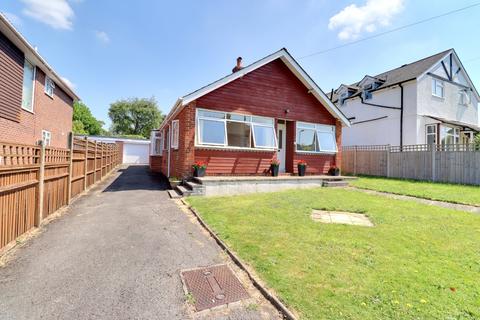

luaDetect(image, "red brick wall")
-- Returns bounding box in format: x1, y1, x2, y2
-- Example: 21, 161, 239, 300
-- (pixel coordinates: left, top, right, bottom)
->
150, 155, 163, 173
169, 102, 196, 178
0, 67, 73, 148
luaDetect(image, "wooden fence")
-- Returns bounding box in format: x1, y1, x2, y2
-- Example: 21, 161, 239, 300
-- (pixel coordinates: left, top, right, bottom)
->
342, 144, 480, 185
0, 137, 121, 250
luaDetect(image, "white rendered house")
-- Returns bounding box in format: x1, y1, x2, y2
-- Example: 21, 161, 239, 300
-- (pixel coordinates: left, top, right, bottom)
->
334, 49, 480, 147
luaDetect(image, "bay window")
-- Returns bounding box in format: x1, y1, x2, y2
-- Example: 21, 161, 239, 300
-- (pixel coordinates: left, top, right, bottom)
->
196, 109, 276, 149
296, 122, 337, 153
440, 125, 460, 145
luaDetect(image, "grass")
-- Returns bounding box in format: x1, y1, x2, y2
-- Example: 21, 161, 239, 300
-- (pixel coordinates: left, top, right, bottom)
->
350, 176, 480, 206
187, 188, 480, 320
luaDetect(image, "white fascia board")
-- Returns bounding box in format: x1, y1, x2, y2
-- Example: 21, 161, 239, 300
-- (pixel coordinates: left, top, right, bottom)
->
159, 98, 183, 131
417, 50, 452, 81
279, 54, 351, 127
183, 49, 350, 126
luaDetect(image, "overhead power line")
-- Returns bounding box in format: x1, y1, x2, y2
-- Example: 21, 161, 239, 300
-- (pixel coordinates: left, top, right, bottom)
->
300, 2, 480, 60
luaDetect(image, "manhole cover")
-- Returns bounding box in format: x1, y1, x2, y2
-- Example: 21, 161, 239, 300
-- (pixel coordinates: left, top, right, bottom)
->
181, 264, 250, 312
311, 210, 374, 227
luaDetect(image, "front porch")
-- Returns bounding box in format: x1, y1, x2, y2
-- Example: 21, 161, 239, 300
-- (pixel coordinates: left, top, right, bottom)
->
169, 175, 357, 197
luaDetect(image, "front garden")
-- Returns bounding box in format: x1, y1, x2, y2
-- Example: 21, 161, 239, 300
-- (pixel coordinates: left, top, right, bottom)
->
187, 188, 480, 320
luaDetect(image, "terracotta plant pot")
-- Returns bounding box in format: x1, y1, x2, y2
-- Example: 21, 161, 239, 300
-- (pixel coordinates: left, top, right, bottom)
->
270, 165, 279, 177
193, 167, 206, 177
298, 165, 306, 176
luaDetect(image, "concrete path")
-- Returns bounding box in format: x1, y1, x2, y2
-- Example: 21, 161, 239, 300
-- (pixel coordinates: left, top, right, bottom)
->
0, 166, 279, 320
348, 187, 480, 214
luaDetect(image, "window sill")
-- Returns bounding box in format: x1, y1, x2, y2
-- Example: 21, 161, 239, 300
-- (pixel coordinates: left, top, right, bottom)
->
21, 107, 35, 114
295, 150, 337, 155
44, 92, 54, 99
431, 94, 444, 100
195, 145, 276, 153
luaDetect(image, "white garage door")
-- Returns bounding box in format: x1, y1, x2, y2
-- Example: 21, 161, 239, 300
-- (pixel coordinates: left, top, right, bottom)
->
123, 143, 150, 164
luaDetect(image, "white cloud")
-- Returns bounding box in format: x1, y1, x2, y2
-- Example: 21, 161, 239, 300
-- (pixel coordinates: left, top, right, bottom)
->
328, 0, 404, 40
2, 12, 22, 27
61, 76, 75, 90
21, 0, 74, 30
95, 30, 110, 44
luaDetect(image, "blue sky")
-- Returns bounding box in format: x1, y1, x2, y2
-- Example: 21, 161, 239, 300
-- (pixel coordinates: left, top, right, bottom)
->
2, 0, 480, 128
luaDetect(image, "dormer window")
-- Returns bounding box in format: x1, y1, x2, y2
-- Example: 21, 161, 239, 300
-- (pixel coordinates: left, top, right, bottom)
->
339, 92, 348, 106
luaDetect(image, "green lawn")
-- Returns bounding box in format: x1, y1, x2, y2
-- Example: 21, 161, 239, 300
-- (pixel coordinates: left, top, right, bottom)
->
187, 189, 480, 320
350, 176, 480, 206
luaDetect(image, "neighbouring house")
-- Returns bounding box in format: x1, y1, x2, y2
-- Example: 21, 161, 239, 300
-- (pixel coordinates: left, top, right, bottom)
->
333, 49, 480, 147
150, 48, 350, 178
0, 13, 78, 148
79, 135, 150, 164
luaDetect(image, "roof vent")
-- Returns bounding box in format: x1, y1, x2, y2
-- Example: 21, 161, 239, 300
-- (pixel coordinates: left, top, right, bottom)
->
232, 57, 243, 73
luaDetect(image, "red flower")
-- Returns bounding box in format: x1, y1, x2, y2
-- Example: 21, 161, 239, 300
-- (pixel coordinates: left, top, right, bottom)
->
270, 158, 280, 166
298, 160, 308, 166
192, 161, 207, 169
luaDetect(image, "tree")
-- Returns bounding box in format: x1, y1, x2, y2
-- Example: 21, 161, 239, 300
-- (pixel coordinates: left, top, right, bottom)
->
108, 97, 163, 138
73, 101, 105, 135
474, 133, 480, 150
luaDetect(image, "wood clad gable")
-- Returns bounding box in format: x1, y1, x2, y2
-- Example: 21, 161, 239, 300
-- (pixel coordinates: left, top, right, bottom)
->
197, 58, 336, 124
0, 31, 24, 122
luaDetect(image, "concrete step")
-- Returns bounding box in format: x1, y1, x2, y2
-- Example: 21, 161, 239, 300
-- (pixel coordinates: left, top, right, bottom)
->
323, 180, 349, 188
167, 189, 183, 199
184, 180, 202, 190
176, 185, 192, 196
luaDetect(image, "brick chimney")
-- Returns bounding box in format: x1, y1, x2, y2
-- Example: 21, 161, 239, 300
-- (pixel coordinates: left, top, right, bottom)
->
232, 57, 243, 73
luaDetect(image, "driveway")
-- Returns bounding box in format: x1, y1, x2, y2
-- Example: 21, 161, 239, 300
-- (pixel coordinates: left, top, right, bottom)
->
0, 166, 279, 320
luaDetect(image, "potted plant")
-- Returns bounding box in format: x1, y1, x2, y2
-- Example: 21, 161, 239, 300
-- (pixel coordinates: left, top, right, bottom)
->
270, 159, 280, 177
192, 161, 207, 177
328, 166, 340, 176
297, 160, 307, 176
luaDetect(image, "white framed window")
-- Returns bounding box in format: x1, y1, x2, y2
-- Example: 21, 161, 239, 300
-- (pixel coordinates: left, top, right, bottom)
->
42, 130, 51, 146
296, 122, 337, 153
432, 78, 444, 98
440, 125, 460, 145
426, 124, 437, 144
153, 131, 163, 155
22, 59, 35, 112
339, 92, 348, 106
44, 76, 55, 97
458, 89, 471, 105
171, 120, 179, 149
362, 90, 372, 100
196, 108, 277, 150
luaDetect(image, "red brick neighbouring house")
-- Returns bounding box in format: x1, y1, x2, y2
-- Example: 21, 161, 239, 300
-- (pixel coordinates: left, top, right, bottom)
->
150, 49, 350, 178
0, 14, 78, 148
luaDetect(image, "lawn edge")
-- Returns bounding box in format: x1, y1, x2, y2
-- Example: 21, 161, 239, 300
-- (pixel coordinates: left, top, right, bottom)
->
180, 198, 298, 320
350, 185, 480, 208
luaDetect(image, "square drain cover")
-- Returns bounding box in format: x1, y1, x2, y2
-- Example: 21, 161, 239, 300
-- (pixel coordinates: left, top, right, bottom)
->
181, 264, 250, 311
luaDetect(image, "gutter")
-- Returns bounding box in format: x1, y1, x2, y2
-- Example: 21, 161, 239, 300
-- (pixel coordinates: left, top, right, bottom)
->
399, 83, 404, 149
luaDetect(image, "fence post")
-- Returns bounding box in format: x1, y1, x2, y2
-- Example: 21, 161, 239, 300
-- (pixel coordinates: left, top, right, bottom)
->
67, 133, 74, 204
93, 140, 97, 184
353, 146, 357, 176
431, 144, 436, 182
386, 145, 391, 177
83, 137, 88, 190
35, 142, 46, 227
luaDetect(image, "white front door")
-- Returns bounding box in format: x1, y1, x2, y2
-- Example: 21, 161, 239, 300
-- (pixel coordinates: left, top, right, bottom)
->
277, 123, 286, 172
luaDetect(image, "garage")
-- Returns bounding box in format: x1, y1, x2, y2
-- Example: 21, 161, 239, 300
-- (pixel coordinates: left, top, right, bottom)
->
83, 136, 151, 164
122, 141, 150, 164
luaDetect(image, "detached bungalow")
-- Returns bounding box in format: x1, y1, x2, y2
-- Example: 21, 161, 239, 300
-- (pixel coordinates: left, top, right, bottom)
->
150, 48, 350, 178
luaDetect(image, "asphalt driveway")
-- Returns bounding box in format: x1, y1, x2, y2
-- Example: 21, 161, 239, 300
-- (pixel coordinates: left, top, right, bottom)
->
0, 166, 278, 320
